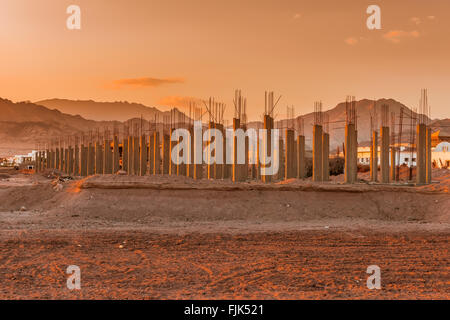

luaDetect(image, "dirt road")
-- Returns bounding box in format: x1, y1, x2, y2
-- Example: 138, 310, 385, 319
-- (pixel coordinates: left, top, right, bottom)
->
0, 169, 448, 299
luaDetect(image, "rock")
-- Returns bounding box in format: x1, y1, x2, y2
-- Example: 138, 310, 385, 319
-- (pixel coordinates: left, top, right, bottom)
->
20, 206, 27, 212
116, 170, 127, 175
53, 183, 63, 192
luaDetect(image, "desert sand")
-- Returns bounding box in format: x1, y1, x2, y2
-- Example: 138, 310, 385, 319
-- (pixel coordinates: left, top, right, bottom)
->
0, 168, 448, 299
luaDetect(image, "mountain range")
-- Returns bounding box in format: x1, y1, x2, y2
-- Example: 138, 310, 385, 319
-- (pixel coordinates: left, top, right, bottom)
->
0, 97, 447, 157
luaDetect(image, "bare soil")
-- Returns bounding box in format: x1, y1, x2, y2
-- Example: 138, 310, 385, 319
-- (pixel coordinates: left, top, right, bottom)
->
0, 168, 448, 299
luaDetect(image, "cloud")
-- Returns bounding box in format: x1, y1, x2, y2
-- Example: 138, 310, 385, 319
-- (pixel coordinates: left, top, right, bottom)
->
158, 96, 204, 109
410, 17, 421, 25
293, 13, 302, 20
344, 37, 358, 45
427, 15, 436, 20
113, 77, 185, 88
382, 30, 420, 43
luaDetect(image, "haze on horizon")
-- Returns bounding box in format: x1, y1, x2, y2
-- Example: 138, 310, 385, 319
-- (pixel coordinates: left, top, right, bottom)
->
1, 0, 449, 121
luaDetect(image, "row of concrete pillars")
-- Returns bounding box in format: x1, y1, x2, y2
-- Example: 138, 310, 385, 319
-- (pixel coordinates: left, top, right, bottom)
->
367, 124, 432, 185
312, 124, 330, 182
35, 123, 315, 182
35, 123, 432, 185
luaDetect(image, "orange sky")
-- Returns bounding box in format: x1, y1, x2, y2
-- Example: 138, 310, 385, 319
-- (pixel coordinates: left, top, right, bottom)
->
1, 0, 449, 120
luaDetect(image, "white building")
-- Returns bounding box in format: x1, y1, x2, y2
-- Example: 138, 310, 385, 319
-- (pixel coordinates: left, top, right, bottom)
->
356, 146, 416, 167
432, 142, 450, 169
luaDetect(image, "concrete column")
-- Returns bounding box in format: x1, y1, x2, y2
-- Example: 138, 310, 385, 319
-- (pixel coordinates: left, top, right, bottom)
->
102, 140, 108, 174
313, 125, 323, 182
122, 139, 128, 173
74, 145, 79, 175
232, 118, 242, 182
133, 137, 139, 175
390, 147, 396, 182
68, 147, 74, 175
169, 129, 177, 176
322, 132, 330, 181
262, 115, 273, 183
243, 125, 249, 181
416, 123, 426, 184
193, 127, 202, 180
296, 135, 306, 179
176, 134, 186, 177
354, 129, 358, 182
426, 127, 432, 184
95, 141, 103, 174
45, 151, 49, 170
113, 136, 120, 174
380, 126, 390, 183
127, 136, 133, 175
148, 133, 154, 175
35, 152, 40, 173
256, 132, 261, 180
80, 144, 87, 176
48, 150, 52, 169
162, 134, 170, 174
370, 131, 378, 182
60, 148, 64, 171
345, 124, 356, 184
139, 134, 147, 176
278, 138, 284, 181
55, 148, 60, 170
103, 140, 110, 174
207, 122, 215, 179
153, 131, 161, 174
87, 143, 94, 175
215, 123, 224, 179
186, 127, 194, 178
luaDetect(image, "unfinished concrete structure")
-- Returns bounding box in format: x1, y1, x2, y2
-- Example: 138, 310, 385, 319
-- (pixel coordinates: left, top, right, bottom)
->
122, 127, 129, 174
426, 127, 432, 183
344, 97, 357, 184
417, 89, 432, 185
152, 131, 161, 174
232, 91, 246, 182
284, 106, 296, 180
296, 117, 306, 179
312, 102, 323, 182
380, 105, 390, 184
113, 132, 120, 174
322, 113, 330, 182
416, 123, 427, 184
139, 133, 147, 176
285, 128, 295, 180
261, 91, 279, 183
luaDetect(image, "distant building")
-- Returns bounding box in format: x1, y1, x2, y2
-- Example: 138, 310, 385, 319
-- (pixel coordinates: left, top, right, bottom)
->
431, 130, 450, 147
355, 145, 417, 167
432, 142, 450, 169
8, 151, 37, 165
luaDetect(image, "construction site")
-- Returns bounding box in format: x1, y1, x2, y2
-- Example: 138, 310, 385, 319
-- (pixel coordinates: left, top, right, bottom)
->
2, 0, 450, 303
1, 90, 448, 299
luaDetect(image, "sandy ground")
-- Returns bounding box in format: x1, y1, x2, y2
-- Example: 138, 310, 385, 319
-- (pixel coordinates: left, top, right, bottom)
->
0, 168, 448, 299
